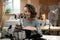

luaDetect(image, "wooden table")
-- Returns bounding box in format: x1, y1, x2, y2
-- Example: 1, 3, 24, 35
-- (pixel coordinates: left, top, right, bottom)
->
23, 26, 60, 35
41, 26, 60, 35
41, 26, 60, 31
23, 26, 60, 31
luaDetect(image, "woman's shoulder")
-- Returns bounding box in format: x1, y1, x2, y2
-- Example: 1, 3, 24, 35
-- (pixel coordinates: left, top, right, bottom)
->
33, 18, 41, 23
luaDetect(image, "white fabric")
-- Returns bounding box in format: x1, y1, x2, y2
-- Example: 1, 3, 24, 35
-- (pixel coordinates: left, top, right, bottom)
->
4, 19, 20, 27
6, 19, 20, 25
0, 33, 1, 38
1, 38, 10, 40
3, 19, 20, 35
42, 35, 60, 40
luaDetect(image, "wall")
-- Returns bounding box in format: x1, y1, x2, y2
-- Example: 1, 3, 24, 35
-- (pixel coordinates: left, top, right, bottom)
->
20, 0, 27, 13
20, 0, 60, 25
39, 0, 60, 26
0, 0, 4, 27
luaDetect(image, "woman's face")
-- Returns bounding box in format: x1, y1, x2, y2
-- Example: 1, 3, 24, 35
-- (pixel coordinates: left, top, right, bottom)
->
24, 7, 31, 18
42, 14, 46, 20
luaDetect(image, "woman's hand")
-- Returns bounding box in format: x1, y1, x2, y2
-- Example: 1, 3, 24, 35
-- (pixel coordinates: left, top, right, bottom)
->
22, 26, 37, 31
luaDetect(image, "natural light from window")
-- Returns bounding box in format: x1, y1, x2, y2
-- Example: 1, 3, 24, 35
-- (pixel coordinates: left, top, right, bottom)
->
5, 0, 20, 14
13, 0, 20, 14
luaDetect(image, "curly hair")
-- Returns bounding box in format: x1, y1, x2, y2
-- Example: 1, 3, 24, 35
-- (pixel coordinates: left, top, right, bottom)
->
24, 4, 37, 18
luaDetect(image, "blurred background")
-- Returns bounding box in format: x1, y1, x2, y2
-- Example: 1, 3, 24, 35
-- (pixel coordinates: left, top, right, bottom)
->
0, 0, 60, 26
0, 0, 60, 40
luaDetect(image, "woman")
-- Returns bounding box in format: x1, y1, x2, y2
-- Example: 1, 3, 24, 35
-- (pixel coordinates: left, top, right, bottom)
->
41, 13, 52, 26
41, 13, 52, 34
22, 4, 42, 40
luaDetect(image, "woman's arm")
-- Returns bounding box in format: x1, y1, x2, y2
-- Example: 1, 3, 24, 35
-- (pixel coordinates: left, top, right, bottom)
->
35, 20, 43, 35
22, 26, 37, 31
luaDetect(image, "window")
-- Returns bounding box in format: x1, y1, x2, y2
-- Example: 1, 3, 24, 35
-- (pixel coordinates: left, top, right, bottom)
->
5, 0, 20, 14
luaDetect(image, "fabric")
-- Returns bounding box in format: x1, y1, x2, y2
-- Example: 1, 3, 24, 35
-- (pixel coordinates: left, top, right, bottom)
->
23, 18, 42, 35
38, 19, 52, 35
39, 19, 52, 26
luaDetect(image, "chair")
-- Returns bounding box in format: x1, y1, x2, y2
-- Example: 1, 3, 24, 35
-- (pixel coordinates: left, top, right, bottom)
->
1, 14, 11, 27
1, 14, 16, 40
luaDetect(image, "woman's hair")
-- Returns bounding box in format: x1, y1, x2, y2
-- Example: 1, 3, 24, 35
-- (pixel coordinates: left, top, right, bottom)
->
24, 4, 37, 18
